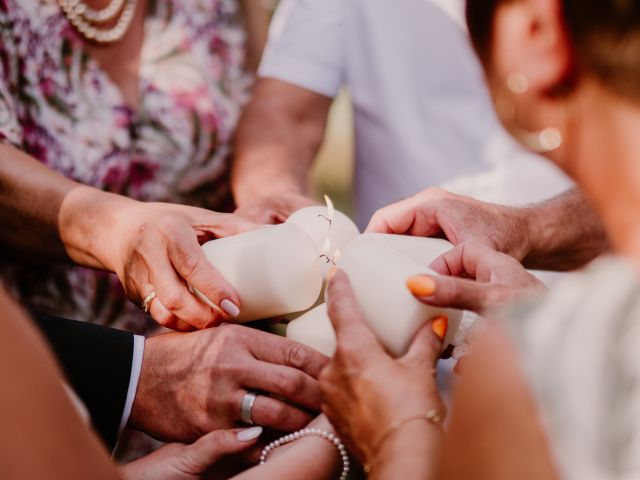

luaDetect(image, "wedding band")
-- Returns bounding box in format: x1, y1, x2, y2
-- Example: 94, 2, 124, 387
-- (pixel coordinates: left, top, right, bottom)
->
141, 291, 157, 313
240, 392, 258, 425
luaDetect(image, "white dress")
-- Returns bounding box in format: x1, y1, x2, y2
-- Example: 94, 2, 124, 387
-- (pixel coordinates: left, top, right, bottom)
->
506, 257, 640, 480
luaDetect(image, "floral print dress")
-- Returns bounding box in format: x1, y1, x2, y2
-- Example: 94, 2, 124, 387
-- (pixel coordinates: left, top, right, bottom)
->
0, 0, 253, 333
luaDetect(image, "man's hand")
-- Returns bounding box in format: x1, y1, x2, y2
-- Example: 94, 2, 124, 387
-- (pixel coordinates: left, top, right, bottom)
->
129, 324, 330, 443
234, 193, 318, 224
406, 243, 546, 314
367, 188, 534, 262
367, 187, 608, 271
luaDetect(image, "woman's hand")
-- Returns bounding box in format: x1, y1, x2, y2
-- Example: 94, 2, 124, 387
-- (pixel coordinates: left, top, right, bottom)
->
108, 201, 256, 330
319, 270, 446, 467
407, 242, 546, 314
111, 202, 256, 330
120, 426, 263, 480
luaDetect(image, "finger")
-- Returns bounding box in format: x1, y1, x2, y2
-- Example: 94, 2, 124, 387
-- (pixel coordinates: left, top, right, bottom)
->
179, 427, 262, 472
241, 361, 322, 411
428, 243, 498, 279
168, 227, 241, 321
326, 270, 380, 351
365, 188, 449, 236
192, 211, 258, 238
243, 393, 314, 432
249, 330, 330, 379
409, 273, 495, 313
365, 197, 422, 234
402, 319, 445, 368
149, 253, 218, 329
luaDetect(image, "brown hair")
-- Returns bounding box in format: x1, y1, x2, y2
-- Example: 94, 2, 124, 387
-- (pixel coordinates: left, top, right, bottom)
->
466, 0, 640, 100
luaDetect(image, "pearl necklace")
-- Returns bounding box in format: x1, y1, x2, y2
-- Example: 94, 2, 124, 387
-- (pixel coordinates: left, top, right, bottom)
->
58, 0, 137, 44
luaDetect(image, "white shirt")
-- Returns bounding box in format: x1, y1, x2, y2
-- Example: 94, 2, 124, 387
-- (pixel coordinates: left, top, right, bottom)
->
260, 0, 572, 228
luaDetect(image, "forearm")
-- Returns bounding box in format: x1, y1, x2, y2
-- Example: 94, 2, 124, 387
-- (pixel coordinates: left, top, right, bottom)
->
369, 423, 442, 480
0, 143, 134, 271
233, 416, 340, 480
522, 188, 609, 270
231, 80, 331, 205
0, 144, 78, 261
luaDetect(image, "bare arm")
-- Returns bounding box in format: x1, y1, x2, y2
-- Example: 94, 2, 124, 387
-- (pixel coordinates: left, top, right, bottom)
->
522, 187, 609, 270
232, 78, 333, 223
0, 143, 254, 329
368, 187, 609, 271
240, 0, 270, 72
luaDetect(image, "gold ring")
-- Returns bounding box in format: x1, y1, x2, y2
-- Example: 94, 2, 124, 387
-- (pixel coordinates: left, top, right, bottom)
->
141, 291, 157, 313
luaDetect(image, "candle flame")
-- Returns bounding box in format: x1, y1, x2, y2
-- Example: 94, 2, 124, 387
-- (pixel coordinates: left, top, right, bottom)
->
333, 249, 342, 264
324, 195, 335, 222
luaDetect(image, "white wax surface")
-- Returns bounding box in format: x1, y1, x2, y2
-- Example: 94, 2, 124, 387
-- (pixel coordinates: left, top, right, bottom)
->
363, 233, 454, 267
286, 304, 336, 357
286, 206, 360, 274
338, 236, 462, 356
200, 224, 324, 322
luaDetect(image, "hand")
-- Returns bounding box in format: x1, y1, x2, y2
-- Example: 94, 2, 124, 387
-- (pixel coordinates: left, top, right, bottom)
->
319, 271, 446, 465
129, 324, 330, 443
120, 426, 263, 480
366, 188, 535, 262
109, 202, 257, 330
406, 243, 546, 314
234, 193, 317, 224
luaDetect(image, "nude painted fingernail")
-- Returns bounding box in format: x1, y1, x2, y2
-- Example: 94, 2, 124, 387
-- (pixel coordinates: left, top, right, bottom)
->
431, 316, 448, 341
220, 299, 240, 318
237, 426, 262, 442
406, 276, 437, 297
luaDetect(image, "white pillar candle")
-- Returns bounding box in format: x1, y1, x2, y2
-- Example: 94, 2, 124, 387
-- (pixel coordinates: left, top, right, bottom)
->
362, 233, 454, 266
199, 224, 324, 322
286, 206, 360, 274
286, 304, 336, 357
337, 236, 462, 356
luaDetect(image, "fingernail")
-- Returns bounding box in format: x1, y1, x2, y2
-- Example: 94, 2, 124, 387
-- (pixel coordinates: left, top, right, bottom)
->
406, 276, 437, 297
431, 315, 448, 341
237, 426, 262, 442
221, 299, 240, 318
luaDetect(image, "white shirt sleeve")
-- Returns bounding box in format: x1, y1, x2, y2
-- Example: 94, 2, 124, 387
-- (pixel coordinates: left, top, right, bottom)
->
258, 0, 345, 98
117, 335, 144, 435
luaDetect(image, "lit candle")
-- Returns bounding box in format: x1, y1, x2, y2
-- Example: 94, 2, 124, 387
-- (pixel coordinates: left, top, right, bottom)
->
287, 236, 463, 356
198, 223, 324, 322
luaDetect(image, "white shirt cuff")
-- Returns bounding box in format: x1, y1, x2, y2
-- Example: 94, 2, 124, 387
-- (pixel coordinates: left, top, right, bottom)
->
118, 335, 144, 435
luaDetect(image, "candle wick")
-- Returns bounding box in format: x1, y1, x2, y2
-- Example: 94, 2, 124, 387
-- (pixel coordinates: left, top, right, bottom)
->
318, 254, 337, 265
317, 214, 333, 226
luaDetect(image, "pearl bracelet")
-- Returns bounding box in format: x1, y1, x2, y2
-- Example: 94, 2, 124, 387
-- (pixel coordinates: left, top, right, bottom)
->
259, 427, 350, 480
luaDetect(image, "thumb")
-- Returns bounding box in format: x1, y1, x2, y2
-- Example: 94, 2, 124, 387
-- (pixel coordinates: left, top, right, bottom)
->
407, 274, 494, 314
402, 317, 446, 368
178, 427, 262, 474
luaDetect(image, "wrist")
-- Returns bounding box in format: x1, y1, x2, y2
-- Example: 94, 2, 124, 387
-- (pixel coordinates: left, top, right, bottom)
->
59, 186, 139, 272
369, 421, 442, 480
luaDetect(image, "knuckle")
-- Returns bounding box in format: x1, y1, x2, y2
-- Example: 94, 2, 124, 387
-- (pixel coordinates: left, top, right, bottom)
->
280, 372, 305, 398
264, 403, 288, 425
286, 343, 310, 370
160, 288, 185, 311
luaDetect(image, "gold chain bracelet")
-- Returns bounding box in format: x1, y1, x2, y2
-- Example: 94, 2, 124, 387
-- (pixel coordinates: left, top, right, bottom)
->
364, 409, 444, 474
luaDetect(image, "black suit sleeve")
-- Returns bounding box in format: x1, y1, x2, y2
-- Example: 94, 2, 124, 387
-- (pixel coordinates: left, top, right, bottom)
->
31, 312, 134, 451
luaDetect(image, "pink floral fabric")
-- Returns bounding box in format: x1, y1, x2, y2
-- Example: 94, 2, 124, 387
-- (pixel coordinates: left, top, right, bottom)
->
0, 0, 252, 333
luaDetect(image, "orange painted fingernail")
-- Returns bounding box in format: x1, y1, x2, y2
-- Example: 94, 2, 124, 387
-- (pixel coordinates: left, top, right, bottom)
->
431, 315, 448, 341
406, 276, 436, 297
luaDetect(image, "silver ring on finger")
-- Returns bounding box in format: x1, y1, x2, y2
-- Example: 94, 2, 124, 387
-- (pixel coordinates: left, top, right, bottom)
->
240, 391, 258, 425
141, 291, 157, 313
